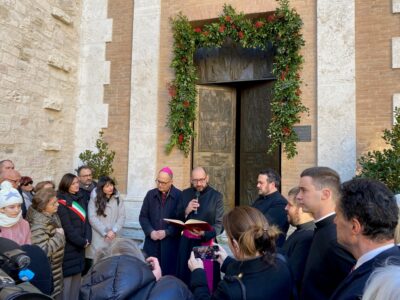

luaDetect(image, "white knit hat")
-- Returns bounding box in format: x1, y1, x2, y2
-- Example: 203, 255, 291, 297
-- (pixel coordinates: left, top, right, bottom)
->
0, 181, 22, 208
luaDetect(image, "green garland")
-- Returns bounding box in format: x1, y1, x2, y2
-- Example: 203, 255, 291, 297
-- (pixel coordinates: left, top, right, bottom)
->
166, 0, 307, 159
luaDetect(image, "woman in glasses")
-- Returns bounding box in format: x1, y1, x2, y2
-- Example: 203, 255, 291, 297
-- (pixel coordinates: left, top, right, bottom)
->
19, 175, 34, 218
27, 188, 65, 299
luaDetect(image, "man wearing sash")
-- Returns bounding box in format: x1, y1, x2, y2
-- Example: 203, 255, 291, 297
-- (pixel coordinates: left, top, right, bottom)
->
176, 167, 224, 291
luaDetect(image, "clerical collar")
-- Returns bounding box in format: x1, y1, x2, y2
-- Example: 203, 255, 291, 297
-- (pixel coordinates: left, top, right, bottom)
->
315, 212, 335, 223
296, 221, 315, 231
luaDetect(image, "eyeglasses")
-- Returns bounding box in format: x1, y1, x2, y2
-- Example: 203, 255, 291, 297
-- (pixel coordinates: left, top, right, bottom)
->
23, 182, 33, 186
191, 177, 207, 184
155, 179, 170, 185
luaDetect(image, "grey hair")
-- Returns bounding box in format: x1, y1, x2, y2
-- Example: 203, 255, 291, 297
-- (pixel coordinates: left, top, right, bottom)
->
94, 238, 145, 264
362, 259, 400, 300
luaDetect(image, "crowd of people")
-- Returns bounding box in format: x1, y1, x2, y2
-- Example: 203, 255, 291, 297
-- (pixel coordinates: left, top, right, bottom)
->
0, 158, 400, 300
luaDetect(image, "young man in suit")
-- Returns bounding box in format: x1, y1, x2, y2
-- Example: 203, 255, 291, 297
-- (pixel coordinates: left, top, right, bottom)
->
297, 167, 355, 300
330, 178, 400, 300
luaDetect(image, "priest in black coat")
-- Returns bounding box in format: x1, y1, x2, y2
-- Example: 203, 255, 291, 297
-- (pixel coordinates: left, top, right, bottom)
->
330, 178, 400, 300
251, 168, 289, 247
139, 167, 182, 276
175, 167, 224, 289
297, 167, 355, 300
282, 186, 315, 294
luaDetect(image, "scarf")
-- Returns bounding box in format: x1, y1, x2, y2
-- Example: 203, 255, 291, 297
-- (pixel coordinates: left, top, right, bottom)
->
0, 211, 22, 227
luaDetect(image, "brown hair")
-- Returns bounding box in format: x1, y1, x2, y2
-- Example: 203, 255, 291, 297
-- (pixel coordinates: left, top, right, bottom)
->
223, 206, 280, 264
301, 166, 341, 199
35, 181, 55, 192
32, 188, 57, 212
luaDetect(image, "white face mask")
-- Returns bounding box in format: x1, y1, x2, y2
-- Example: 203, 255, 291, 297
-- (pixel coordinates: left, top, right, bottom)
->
0, 211, 22, 227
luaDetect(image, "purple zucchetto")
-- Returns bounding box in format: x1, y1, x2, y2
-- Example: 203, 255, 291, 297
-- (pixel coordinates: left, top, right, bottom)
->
159, 167, 173, 177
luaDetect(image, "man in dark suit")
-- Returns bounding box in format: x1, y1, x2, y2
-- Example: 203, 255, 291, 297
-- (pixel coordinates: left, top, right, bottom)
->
282, 186, 315, 294
330, 178, 400, 300
251, 168, 288, 247
297, 167, 355, 300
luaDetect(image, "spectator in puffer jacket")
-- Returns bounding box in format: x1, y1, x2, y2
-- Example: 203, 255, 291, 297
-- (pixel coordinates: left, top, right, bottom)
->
27, 188, 66, 300
80, 238, 194, 300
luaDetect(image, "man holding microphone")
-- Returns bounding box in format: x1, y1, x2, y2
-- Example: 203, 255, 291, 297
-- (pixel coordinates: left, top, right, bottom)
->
176, 167, 224, 290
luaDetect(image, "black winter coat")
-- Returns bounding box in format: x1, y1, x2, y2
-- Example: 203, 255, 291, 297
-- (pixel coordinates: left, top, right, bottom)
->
191, 255, 294, 300
80, 255, 194, 300
139, 185, 182, 275
57, 191, 91, 277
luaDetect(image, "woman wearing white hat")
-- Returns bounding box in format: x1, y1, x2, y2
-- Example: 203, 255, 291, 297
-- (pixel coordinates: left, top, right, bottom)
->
0, 181, 31, 245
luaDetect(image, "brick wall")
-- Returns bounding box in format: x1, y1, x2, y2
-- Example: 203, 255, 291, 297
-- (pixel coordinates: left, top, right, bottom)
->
103, 0, 133, 193
355, 0, 400, 161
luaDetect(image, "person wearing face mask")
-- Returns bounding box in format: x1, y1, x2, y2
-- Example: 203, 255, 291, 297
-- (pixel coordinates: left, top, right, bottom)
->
0, 181, 31, 245
57, 173, 91, 300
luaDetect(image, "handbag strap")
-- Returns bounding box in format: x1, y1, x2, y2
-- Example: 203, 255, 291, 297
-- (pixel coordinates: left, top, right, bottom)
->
225, 273, 246, 300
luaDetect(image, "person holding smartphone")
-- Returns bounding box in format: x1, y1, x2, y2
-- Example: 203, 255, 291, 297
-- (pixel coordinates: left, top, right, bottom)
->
188, 206, 294, 300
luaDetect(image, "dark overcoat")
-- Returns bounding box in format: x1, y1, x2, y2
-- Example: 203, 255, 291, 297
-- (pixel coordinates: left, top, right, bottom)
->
57, 191, 91, 277
330, 246, 400, 300
139, 185, 182, 275
191, 255, 294, 300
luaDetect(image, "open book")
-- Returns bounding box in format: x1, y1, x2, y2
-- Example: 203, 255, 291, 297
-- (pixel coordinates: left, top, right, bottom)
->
163, 218, 212, 231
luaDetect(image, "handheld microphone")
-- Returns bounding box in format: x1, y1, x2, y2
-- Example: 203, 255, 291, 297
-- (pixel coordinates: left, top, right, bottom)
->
194, 191, 200, 215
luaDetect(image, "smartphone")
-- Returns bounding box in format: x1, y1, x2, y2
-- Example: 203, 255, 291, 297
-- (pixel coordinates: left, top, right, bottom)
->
193, 245, 219, 260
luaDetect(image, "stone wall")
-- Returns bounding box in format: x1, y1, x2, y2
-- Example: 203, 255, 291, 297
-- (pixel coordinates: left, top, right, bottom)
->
0, 0, 81, 182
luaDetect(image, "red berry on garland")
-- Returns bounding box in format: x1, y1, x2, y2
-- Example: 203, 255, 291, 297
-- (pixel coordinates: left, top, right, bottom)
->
219, 25, 226, 33
267, 14, 276, 23
225, 15, 231, 22
282, 127, 291, 136
178, 134, 184, 144
183, 100, 190, 108
194, 27, 202, 33
295, 89, 302, 96
231, 24, 236, 30
238, 31, 244, 39
255, 21, 264, 28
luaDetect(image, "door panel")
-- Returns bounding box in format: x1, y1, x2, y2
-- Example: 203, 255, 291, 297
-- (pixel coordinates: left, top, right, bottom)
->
239, 81, 280, 206
193, 85, 236, 211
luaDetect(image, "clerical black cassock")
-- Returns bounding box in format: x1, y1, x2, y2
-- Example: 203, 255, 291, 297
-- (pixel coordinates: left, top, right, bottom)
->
176, 185, 224, 288
251, 191, 289, 247
282, 220, 315, 293
139, 185, 182, 276
300, 214, 355, 300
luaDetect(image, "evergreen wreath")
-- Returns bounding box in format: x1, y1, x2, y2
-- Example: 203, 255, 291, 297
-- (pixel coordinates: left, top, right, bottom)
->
166, 0, 307, 159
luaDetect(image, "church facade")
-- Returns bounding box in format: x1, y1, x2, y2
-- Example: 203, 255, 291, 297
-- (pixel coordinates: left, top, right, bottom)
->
0, 0, 399, 236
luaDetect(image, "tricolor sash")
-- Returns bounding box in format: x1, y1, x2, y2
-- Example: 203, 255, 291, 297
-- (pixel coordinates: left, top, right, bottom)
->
58, 199, 86, 222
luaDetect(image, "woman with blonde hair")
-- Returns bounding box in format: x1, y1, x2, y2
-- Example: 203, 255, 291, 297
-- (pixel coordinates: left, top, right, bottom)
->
27, 188, 65, 299
188, 206, 294, 300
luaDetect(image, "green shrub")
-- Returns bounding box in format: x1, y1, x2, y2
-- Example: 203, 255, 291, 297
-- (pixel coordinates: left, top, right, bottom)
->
78, 131, 116, 179
357, 108, 400, 193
